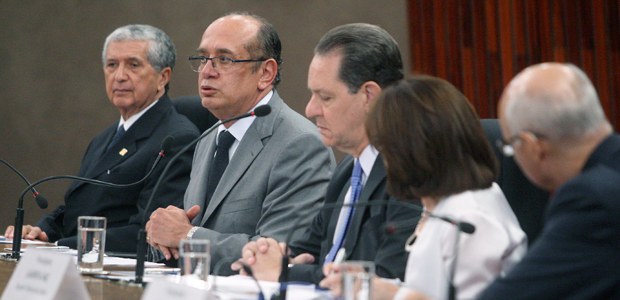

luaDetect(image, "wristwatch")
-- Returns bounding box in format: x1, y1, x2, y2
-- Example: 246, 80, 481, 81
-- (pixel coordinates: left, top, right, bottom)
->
186, 226, 200, 239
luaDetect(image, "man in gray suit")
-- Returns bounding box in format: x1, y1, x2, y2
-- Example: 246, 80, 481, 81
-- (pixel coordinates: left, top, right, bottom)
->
146, 12, 334, 275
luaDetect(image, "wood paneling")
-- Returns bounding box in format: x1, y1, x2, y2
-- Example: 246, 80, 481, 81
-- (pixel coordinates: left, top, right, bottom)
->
407, 0, 619, 129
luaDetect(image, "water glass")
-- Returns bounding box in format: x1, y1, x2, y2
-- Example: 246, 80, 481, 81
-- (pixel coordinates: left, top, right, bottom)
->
77, 216, 106, 273
179, 239, 210, 283
341, 261, 375, 300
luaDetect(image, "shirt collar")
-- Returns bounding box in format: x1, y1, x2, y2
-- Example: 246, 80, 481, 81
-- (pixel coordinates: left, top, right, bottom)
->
116, 99, 159, 131
356, 144, 379, 180
216, 90, 273, 141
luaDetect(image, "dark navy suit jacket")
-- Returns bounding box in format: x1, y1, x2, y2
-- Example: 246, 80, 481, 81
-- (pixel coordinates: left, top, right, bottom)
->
288, 155, 419, 284
37, 95, 199, 252
479, 134, 620, 299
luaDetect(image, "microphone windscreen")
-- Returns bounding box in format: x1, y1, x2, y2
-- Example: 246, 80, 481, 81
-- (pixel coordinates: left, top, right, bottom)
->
253, 105, 271, 117
35, 194, 48, 209
160, 135, 176, 154
384, 223, 397, 235
460, 222, 476, 234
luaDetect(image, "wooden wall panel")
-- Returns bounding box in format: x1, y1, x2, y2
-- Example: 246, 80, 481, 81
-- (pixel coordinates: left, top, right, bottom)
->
407, 0, 619, 130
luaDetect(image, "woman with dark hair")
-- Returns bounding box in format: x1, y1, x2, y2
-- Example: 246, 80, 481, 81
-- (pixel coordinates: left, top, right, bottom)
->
366, 76, 527, 300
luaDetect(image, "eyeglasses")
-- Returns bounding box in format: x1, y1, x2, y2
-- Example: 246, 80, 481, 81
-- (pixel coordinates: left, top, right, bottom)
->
188, 55, 267, 72
496, 131, 547, 157
495, 135, 520, 157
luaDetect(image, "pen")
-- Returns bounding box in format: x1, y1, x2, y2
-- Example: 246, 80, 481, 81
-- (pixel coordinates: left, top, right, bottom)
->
334, 248, 346, 265
327, 248, 346, 276
145, 268, 180, 275
36, 246, 70, 251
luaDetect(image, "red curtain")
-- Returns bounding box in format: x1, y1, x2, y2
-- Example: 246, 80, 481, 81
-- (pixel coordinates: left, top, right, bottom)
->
407, 0, 619, 129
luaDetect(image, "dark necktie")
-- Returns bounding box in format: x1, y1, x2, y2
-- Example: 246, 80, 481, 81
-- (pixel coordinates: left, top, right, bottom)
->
324, 159, 364, 263
205, 130, 236, 206
106, 126, 126, 152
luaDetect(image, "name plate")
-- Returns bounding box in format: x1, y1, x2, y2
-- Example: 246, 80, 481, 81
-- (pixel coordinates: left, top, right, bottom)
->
142, 278, 211, 300
1, 249, 89, 300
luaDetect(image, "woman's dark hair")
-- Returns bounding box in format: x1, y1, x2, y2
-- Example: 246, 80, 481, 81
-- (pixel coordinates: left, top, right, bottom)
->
367, 75, 498, 200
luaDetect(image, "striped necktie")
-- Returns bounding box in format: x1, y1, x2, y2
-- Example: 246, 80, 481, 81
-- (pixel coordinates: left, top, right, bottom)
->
325, 159, 364, 263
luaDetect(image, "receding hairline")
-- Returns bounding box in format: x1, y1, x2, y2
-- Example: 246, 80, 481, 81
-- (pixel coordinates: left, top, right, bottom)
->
201, 14, 262, 53
501, 62, 610, 140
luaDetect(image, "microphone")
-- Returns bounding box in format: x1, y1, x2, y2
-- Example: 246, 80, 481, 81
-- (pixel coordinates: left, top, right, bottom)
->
134, 104, 272, 284
5, 136, 174, 261
1, 159, 48, 209
270, 199, 475, 300
424, 212, 475, 234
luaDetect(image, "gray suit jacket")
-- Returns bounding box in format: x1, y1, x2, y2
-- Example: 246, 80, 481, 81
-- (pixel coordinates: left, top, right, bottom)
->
186, 91, 334, 275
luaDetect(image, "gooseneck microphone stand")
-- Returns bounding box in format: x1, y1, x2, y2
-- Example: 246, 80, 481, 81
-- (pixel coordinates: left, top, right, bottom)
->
134, 105, 271, 284
6, 138, 172, 261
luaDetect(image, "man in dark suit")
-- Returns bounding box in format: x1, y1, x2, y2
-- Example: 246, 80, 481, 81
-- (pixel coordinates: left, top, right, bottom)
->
4, 24, 199, 252
145, 12, 334, 274
479, 63, 620, 299
235, 23, 418, 284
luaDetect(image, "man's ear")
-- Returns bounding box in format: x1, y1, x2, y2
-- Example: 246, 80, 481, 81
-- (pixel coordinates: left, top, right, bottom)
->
158, 67, 172, 91
360, 81, 382, 110
520, 131, 547, 161
257, 59, 278, 91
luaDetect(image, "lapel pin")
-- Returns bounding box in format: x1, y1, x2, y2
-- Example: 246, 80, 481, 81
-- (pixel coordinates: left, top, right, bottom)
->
119, 148, 128, 156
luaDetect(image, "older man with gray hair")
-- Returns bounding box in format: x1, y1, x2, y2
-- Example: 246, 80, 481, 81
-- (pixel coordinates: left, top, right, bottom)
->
479, 63, 620, 299
5, 24, 199, 252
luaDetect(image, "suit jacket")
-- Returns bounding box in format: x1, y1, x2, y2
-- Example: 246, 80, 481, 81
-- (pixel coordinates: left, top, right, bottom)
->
479, 134, 620, 299
288, 155, 419, 284
184, 91, 334, 275
37, 95, 199, 252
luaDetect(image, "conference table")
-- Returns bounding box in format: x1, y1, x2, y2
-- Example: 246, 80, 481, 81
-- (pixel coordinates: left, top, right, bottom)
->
0, 243, 150, 299
0, 243, 329, 300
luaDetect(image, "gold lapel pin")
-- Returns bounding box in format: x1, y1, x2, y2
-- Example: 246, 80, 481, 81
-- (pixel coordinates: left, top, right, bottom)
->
119, 148, 128, 156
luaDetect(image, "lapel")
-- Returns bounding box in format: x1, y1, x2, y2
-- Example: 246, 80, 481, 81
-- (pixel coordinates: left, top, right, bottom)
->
342, 155, 386, 257
187, 131, 217, 224
66, 96, 171, 195
65, 125, 116, 196
200, 92, 283, 226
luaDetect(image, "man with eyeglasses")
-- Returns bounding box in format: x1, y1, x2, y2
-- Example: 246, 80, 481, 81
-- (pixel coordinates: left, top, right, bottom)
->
4, 24, 199, 252
479, 63, 620, 299
146, 12, 334, 275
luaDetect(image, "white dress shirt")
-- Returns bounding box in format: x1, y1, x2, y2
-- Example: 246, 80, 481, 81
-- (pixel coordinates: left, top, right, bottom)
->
215, 91, 272, 158
395, 183, 527, 300
115, 99, 159, 131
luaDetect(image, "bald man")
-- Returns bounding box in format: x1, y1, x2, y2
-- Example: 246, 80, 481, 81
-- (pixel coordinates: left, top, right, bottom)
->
145, 12, 334, 275
479, 63, 620, 299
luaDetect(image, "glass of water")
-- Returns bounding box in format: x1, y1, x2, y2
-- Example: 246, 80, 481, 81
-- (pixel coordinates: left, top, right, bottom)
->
341, 261, 375, 300
179, 239, 210, 285
77, 216, 106, 274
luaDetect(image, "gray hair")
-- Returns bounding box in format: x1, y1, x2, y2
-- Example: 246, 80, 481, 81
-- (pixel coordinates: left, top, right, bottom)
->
102, 24, 176, 72
503, 63, 610, 141
315, 23, 403, 93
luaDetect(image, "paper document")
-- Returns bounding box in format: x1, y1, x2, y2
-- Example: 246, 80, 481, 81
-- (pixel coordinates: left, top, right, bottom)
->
0, 235, 49, 245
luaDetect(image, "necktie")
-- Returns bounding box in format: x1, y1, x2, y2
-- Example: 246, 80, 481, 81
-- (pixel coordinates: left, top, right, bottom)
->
205, 130, 236, 206
106, 126, 126, 152
325, 159, 364, 263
